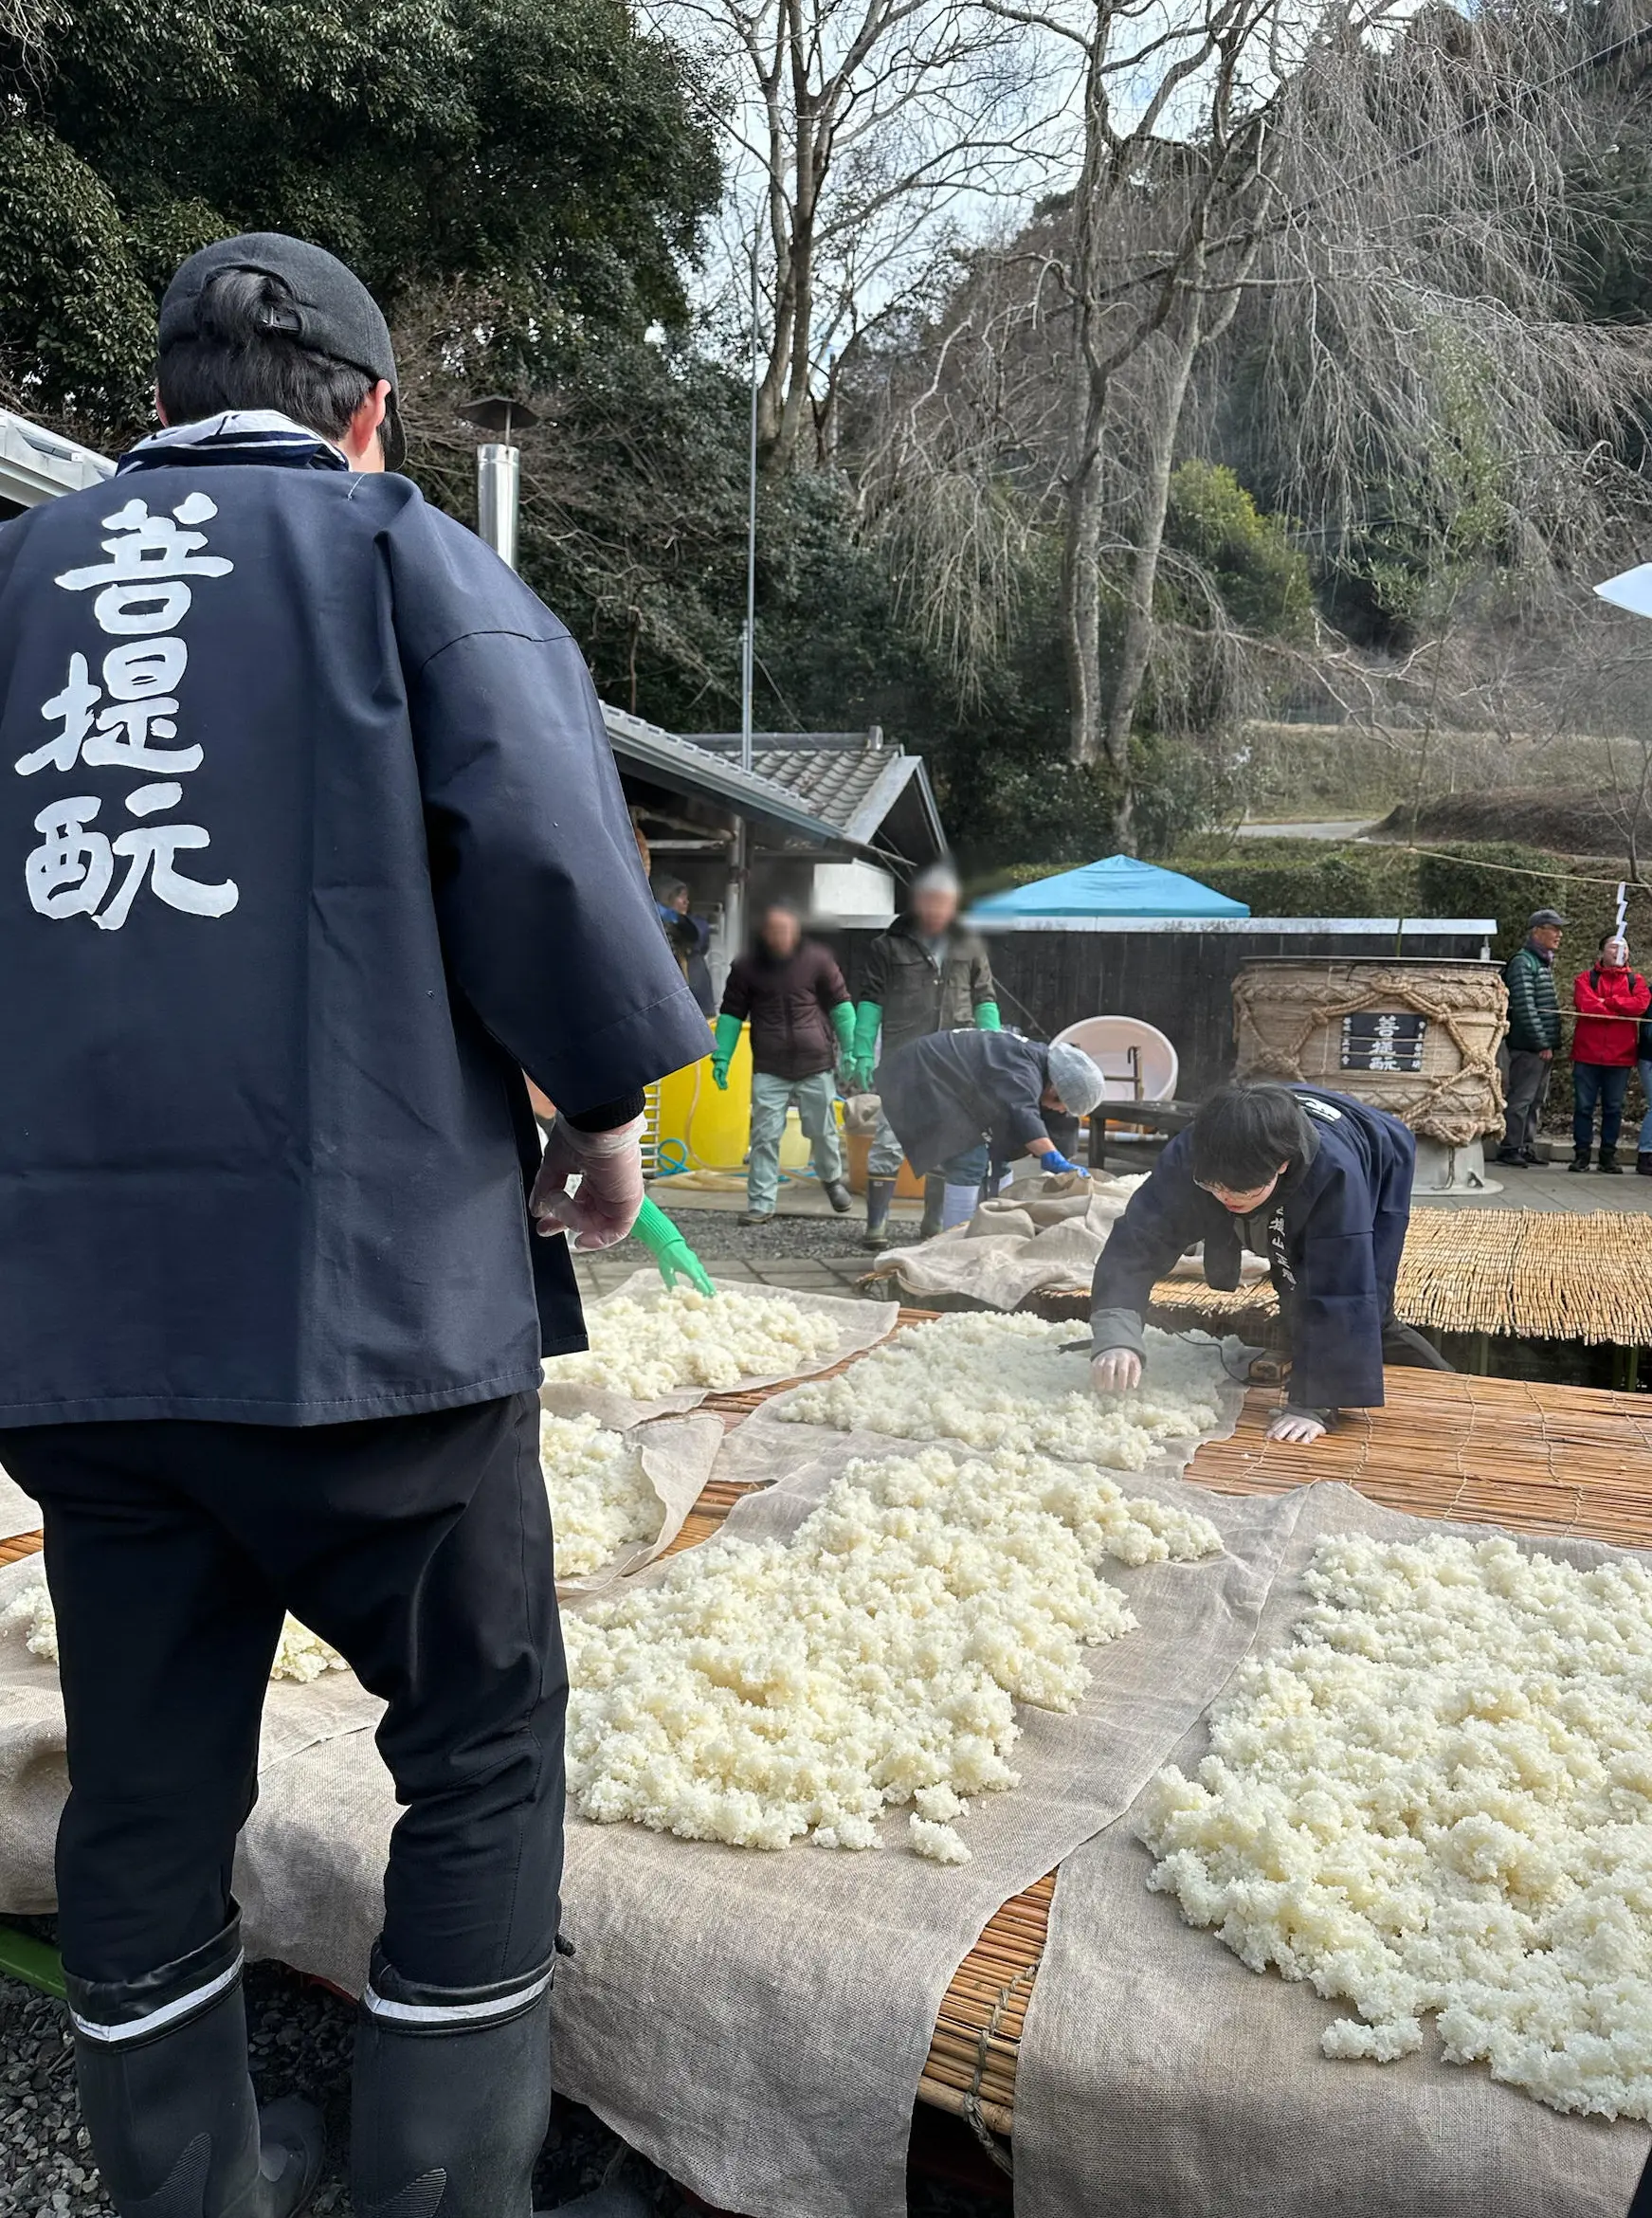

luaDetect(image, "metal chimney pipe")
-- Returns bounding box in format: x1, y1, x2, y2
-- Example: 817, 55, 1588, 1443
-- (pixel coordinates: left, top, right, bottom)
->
476, 443, 521, 571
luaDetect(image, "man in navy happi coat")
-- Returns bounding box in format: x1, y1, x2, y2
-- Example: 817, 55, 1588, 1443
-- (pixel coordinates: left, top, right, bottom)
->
1090, 1082, 1449, 1443
0, 233, 706, 2218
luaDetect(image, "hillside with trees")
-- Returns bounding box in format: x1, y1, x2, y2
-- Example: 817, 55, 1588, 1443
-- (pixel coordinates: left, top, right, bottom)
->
4, 0, 1652, 871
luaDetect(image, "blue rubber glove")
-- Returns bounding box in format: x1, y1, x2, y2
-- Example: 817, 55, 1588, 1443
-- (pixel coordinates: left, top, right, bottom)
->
1039, 1150, 1087, 1177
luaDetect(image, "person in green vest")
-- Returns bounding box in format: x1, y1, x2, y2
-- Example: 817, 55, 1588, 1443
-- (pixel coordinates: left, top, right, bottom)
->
1495, 906, 1564, 1168
848, 864, 1001, 1247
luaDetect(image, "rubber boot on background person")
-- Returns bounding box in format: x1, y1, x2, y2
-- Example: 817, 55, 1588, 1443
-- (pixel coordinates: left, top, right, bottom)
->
67, 1916, 323, 2218
918, 1173, 945, 1242
1600, 1145, 1625, 1174
1569, 1147, 1591, 1173
940, 1183, 979, 1231
862, 1176, 896, 1251
351, 1957, 647, 2218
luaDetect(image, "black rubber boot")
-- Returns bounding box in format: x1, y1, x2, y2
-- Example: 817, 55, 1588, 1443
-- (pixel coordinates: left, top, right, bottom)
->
1568, 1148, 1591, 1173
68, 1918, 322, 2218
351, 1953, 644, 2218
1600, 1146, 1625, 1174
823, 1179, 851, 1214
917, 1173, 946, 1242
1639, 1154, 1652, 1177
862, 1175, 895, 1250
352, 1951, 555, 2218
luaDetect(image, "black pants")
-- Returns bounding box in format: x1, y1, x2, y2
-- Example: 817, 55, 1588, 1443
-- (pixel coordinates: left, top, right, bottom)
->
1, 1392, 564, 1991
1380, 1316, 1454, 1372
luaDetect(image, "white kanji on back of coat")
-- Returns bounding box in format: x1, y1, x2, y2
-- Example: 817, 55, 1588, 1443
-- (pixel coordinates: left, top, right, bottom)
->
22, 491, 238, 927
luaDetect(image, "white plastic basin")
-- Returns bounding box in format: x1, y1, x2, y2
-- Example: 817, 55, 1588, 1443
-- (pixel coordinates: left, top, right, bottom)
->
1051, 1014, 1178, 1103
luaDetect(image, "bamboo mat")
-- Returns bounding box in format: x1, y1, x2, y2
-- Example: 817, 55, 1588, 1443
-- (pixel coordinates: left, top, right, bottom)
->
1133, 1209, 1652, 1346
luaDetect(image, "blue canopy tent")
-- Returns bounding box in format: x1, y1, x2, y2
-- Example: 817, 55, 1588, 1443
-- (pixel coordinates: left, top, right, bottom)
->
970, 853, 1249, 920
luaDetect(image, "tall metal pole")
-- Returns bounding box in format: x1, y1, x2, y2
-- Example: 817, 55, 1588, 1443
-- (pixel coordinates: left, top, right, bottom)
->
727, 220, 763, 969
741, 227, 760, 780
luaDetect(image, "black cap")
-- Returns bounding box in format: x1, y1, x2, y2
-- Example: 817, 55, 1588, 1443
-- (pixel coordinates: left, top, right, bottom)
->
158, 232, 404, 469
1528, 908, 1567, 929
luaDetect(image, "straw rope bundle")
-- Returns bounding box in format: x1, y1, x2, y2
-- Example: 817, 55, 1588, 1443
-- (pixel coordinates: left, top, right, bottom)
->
1232, 963, 1507, 1143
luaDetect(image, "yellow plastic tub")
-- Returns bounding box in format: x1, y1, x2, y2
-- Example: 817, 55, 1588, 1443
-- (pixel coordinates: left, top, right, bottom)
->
654, 1026, 751, 1173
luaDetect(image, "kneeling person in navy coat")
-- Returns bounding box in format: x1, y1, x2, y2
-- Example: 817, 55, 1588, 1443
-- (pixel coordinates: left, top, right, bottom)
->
1089, 1082, 1450, 1444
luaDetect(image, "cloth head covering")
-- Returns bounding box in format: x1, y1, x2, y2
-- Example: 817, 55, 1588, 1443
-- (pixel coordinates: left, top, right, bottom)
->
911, 863, 961, 898
1045, 1043, 1106, 1117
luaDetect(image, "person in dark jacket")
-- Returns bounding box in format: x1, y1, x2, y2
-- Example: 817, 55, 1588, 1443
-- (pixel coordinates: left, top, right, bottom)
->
853, 864, 1000, 1246
875, 1030, 1105, 1223
714, 901, 854, 1223
654, 876, 716, 1016
1091, 1082, 1450, 1444
1569, 934, 1650, 1174
0, 235, 707, 2218
1497, 907, 1564, 1167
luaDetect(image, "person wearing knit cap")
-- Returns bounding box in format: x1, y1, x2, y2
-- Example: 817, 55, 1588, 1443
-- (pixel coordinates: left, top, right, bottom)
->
1091, 1081, 1449, 1443
851, 861, 1000, 1246
872, 1027, 1103, 1230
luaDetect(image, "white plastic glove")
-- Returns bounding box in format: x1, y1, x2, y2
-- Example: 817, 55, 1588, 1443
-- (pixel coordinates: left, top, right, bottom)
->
1090, 1349, 1143, 1393
531, 1116, 646, 1252
1266, 1410, 1327, 1445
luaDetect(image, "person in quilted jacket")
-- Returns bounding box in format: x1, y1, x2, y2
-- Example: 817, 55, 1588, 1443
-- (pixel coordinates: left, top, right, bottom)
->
1496, 907, 1564, 1167
1570, 934, 1650, 1173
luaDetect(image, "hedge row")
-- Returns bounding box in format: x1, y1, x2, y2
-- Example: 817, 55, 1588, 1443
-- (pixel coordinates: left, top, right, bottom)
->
1166, 840, 1652, 966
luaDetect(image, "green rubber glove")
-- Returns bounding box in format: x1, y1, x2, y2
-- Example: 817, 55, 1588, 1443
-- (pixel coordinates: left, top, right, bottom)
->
632, 1196, 716, 1296
851, 1000, 881, 1091
974, 1000, 1002, 1031
829, 999, 855, 1060
711, 1011, 743, 1090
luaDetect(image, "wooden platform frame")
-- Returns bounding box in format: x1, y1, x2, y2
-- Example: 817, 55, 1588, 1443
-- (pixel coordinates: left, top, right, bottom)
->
6, 1336, 1652, 2148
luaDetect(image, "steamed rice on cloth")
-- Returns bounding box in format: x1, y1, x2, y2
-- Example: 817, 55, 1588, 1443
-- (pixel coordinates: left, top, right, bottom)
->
563, 1442, 1221, 1863
1139, 1531, 1652, 2121
779, 1311, 1223, 1468
548, 1284, 842, 1400
538, 1410, 666, 1580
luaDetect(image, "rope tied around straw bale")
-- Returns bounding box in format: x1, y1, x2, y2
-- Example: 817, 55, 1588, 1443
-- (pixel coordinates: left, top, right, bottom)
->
1232, 964, 1508, 1145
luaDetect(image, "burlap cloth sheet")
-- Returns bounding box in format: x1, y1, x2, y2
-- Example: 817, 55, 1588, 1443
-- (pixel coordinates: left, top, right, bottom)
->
864, 1174, 1268, 1313
538, 1268, 899, 1428
1013, 1479, 1652, 2218
554, 1412, 724, 1602
0, 1351, 1282, 2218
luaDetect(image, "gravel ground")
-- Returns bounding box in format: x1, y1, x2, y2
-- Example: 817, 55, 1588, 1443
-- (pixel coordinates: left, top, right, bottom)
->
609, 1203, 925, 1266
0, 1954, 1005, 2218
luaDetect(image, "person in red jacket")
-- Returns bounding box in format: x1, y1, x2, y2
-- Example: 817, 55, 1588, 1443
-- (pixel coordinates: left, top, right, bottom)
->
1570, 935, 1650, 1173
